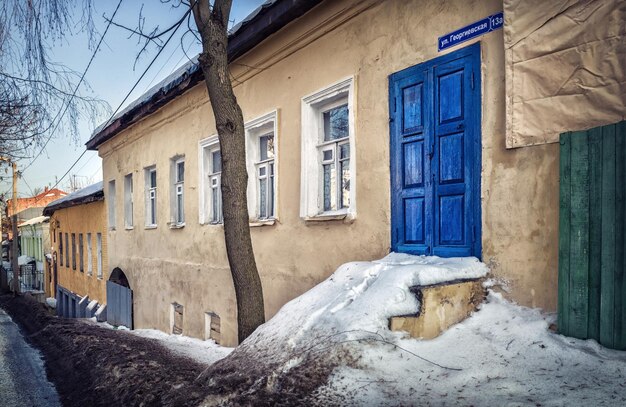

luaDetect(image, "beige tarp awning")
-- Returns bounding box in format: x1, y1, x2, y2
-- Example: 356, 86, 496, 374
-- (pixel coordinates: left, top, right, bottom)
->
504, 0, 626, 148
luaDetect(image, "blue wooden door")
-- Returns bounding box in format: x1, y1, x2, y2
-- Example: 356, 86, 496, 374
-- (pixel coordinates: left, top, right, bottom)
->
390, 44, 481, 258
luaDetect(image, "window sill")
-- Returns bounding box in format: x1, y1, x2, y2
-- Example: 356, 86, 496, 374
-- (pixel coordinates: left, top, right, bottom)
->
124, 226, 134, 231
303, 211, 355, 224
144, 225, 157, 230
168, 222, 185, 229
249, 219, 276, 227
200, 222, 224, 227
108, 227, 116, 231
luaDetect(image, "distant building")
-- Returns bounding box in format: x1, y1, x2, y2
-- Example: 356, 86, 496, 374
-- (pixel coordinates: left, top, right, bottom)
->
7, 187, 67, 218
43, 182, 108, 320
17, 215, 50, 295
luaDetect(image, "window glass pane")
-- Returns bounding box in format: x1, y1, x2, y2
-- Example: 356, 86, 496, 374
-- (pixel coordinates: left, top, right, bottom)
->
323, 104, 349, 141
340, 143, 350, 159
177, 194, 184, 223
177, 161, 185, 182
259, 134, 274, 161
150, 170, 157, 188
269, 168, 275, 217
340, 159, 350, 209
151, 196, 156, 224
259, 166, 266, 177
322, 150, 333, 161
323, 163, 336, 211
259, 178, 267, 219
212, 150, 221, 173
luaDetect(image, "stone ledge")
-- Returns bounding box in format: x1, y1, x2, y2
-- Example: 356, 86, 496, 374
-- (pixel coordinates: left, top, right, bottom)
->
389, 278, 485, 340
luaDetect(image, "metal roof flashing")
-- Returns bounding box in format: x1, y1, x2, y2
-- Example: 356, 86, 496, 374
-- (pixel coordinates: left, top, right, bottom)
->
86, 0, 323, 151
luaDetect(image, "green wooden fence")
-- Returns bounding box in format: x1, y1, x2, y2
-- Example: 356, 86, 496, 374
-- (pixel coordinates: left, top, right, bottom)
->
559, 120, 626, 350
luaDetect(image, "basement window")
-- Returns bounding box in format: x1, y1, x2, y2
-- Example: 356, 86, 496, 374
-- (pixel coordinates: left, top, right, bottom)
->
204, 312, 221, 344
171, 302, 184, 335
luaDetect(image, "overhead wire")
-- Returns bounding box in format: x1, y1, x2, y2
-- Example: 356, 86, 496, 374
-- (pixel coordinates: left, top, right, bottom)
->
15, 5, 192, 209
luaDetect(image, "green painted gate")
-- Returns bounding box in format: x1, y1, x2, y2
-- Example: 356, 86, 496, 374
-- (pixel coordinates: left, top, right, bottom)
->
559, 120, 626, 350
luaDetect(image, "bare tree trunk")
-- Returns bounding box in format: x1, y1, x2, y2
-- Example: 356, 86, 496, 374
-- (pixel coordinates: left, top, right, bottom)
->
192, 0, 265, 343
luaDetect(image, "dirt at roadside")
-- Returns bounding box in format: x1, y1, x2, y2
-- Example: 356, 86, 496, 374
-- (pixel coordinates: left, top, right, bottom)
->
0, 294, 210, 407
0, 293, 352, 407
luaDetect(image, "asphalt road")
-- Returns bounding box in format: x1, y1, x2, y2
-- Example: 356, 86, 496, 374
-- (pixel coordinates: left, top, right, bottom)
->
0, 308, 61, 407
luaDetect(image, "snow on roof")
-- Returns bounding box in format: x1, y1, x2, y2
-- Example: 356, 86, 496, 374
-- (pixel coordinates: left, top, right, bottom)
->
18, 215, 49, 227
89, 1, 278, 139
43, 181, 104, 216
87, 0, 321, 151
91, 56, 200, 137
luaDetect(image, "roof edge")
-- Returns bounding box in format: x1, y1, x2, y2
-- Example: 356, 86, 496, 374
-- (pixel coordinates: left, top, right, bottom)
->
86, 0, 323, 151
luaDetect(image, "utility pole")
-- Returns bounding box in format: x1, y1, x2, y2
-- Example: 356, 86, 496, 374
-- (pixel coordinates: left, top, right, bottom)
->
0, 157, 19, 294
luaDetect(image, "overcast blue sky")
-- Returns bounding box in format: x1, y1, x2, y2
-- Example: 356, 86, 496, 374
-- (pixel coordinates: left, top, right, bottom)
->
3, 0, 264, 197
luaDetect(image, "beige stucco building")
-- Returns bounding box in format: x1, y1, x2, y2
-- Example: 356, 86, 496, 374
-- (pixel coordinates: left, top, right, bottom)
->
86, 0, 625, 346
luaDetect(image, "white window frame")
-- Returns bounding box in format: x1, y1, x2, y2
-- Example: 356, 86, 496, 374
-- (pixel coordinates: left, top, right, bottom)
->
198, 135, 223, 225
124, 173, 133, 229
245, 110, 278, 222
107, 180, 116, 230
86, 232, 92, 276
170, 156, 185, 227
300, 77, 356, 219
144, 166, 157, 227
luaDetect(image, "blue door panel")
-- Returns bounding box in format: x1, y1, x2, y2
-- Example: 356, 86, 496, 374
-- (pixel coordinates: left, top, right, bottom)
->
390, 43, 481, 258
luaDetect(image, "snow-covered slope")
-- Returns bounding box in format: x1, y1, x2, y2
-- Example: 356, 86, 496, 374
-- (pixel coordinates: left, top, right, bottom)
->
249, 253, 488, 350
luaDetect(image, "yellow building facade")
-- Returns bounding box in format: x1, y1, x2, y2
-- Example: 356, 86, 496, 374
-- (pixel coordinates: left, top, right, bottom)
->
45, 183, 108, 307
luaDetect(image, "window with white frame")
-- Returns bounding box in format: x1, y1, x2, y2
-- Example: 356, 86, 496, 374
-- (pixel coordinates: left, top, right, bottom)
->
86, 232, 92, 276
199, 136, 223, 224
108, 180, 116, 229
145, 166, 157, 226
245, 111, 278, 221
96, 233, 102, 279
301, 77, 356, 218
124, 173, 133, 228
170, 157, 185, 226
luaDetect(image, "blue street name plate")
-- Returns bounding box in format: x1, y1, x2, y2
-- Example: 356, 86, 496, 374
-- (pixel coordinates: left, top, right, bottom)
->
438, 12, 504, 51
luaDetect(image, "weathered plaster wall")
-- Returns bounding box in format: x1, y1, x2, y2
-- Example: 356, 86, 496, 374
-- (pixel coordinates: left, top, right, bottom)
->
50, 201, 108, 304
98, 0, 559, 346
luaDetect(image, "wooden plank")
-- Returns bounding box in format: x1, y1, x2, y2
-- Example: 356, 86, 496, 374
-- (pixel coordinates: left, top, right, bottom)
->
558, 132, 572, 335
587, 127, 603, 340
615, 122, 626, 349
600, 124, 616, 348
568, 131, 590, 339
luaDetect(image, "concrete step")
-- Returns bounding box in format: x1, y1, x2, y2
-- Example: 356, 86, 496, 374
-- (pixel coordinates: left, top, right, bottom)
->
389, 279, 485, 339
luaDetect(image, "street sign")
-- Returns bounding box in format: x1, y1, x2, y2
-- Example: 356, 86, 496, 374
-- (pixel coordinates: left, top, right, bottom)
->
438, 12, 503, 52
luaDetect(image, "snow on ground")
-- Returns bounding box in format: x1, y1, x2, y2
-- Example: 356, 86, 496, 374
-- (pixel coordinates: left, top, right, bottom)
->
131, 329, 233, 366
246, 253, 488, 351
224, 253, 626, 405
315, 290, 626, 406
89, 319, 232, 366
87, 253, 626, 405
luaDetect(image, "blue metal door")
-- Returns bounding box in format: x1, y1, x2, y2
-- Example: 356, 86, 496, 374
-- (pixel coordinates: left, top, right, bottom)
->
390, 44, 481, 258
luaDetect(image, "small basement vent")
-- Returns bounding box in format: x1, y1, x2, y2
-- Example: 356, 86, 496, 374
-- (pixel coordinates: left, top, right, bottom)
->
171, 302, 184, 335
205, 312, 221, 344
